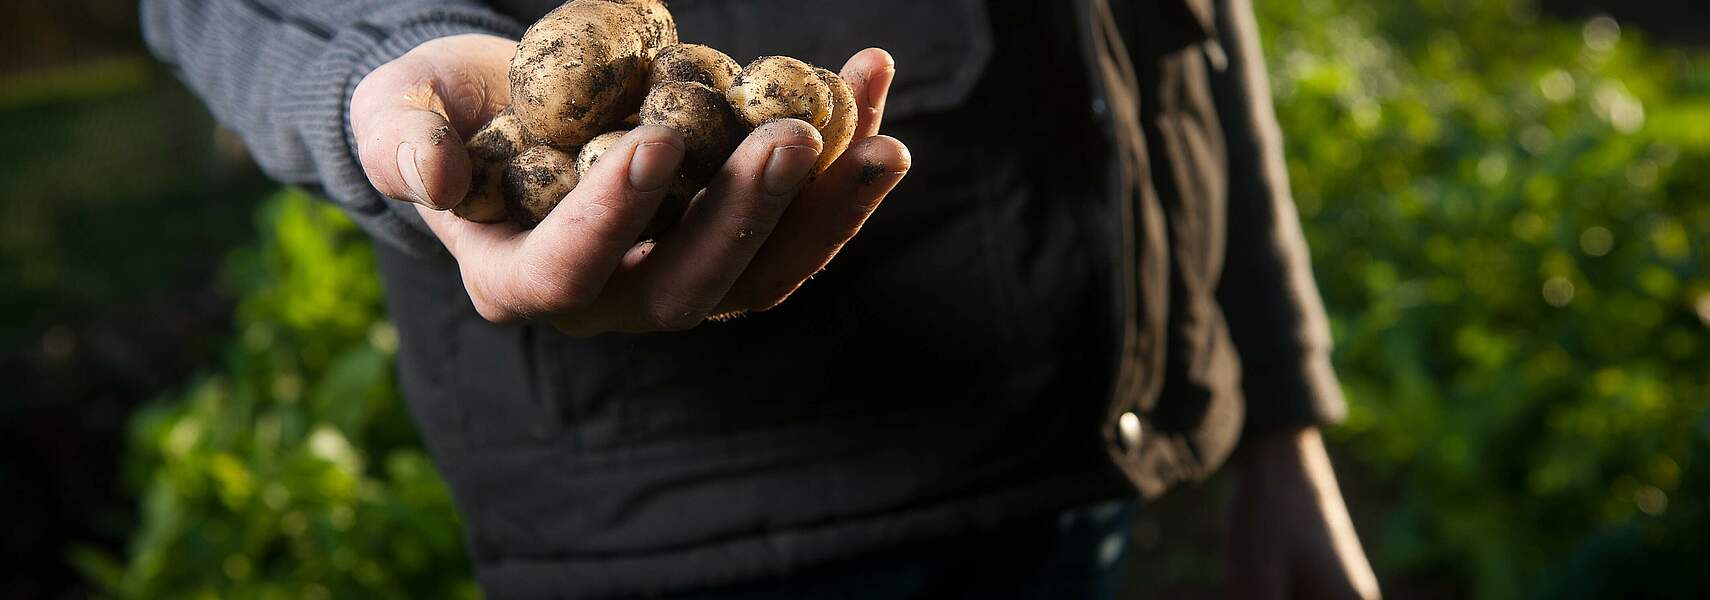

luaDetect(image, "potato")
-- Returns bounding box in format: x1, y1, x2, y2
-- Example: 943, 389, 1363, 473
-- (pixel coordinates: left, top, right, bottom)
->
574, 130, 629, 181
616, 0, 676, 56
725, 57, 857, 178
641, 81, 743, 188
504, 145, 580, 226
454, 108, 525, 223
509, 0, 678, 148
726, 56, 833, 130
810, 67, 857, 179
648, 44, 742, 92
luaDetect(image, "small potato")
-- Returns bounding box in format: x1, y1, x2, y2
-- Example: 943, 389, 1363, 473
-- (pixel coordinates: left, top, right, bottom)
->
574, 130, 630, 181
648, 44, 741, 92
726, 56, 833, 130
509, 0, 678, 147
455, 108, 525, 223
641, 81, 743, 187
810, 67, 857, 179
504, 145, 580, 226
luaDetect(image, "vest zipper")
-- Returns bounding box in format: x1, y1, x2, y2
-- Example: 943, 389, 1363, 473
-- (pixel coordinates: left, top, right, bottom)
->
1075, 0, 1139, 437
1077, 0, 1171, 455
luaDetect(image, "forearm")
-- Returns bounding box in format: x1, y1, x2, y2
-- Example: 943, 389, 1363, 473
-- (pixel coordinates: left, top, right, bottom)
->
140, 0, 522, 255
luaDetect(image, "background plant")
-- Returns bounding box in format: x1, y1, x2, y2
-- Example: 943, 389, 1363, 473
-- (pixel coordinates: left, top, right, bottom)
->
1258, 0, 1710, 597
69, 193, 476, 599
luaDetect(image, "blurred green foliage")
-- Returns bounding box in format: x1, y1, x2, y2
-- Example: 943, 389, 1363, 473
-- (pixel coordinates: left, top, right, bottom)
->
73, 192, 477, 599
0, 59, 274, 596
85, 0, 1710, 598
1258, 0, 1710, 597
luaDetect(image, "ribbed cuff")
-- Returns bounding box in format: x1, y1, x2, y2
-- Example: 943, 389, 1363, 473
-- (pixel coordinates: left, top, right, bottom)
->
1238, 352, 1347, 442
290, 5, 524, 259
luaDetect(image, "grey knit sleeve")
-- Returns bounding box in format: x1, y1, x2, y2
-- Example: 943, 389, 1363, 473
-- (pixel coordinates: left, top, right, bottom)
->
140, 0, 525, 257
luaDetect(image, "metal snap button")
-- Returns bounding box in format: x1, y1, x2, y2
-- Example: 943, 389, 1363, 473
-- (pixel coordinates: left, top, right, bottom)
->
1117, 411, 1143, 451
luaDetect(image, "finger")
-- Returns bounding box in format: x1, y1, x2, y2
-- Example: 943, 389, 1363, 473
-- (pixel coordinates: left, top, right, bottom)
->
517, 126, 685, 318
424, 127, 686, 323
598, 119, 823, 332
838, 48, 895, 140
351, 36, 514, 209
353, 71, 472, 210
715, 135, 908, 313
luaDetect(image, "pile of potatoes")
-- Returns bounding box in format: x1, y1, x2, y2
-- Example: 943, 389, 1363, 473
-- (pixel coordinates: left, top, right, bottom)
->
452, 0, 857, 235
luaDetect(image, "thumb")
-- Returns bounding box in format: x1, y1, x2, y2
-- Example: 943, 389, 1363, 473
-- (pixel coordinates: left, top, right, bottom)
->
352, 65, 473, 210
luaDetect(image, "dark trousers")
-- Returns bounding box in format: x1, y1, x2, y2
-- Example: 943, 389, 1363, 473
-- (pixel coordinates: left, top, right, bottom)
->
670, 498, 1139, 600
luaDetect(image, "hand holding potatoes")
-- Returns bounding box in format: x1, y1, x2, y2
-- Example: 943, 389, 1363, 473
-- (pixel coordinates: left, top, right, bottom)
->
350, 8, 908, 334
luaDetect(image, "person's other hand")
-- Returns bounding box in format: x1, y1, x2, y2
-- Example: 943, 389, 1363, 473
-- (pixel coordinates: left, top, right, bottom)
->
1227, 426, 1382, 600
351, 35, 909, 334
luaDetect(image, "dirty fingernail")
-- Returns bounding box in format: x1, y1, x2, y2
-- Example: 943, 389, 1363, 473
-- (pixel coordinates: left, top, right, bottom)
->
629, 141, 683, 192
763, 145, 819, 195
398, 142, 433, 205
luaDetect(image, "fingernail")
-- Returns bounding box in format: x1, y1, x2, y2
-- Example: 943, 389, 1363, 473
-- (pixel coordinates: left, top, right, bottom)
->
629, 141, 682, 192
398, 142, 432, 205
869, 64, 894, 112
763, 145, 820, 195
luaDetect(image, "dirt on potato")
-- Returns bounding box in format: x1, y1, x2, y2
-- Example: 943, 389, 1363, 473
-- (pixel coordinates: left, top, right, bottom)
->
504, 145, 579, 226
641, 81, 742, 187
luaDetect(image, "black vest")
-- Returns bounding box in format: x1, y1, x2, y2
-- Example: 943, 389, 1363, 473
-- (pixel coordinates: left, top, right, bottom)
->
380, 1, 1250, 596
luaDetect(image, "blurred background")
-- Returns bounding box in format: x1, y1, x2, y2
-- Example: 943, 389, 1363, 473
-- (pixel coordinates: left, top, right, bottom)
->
2, 0, 1706, 598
